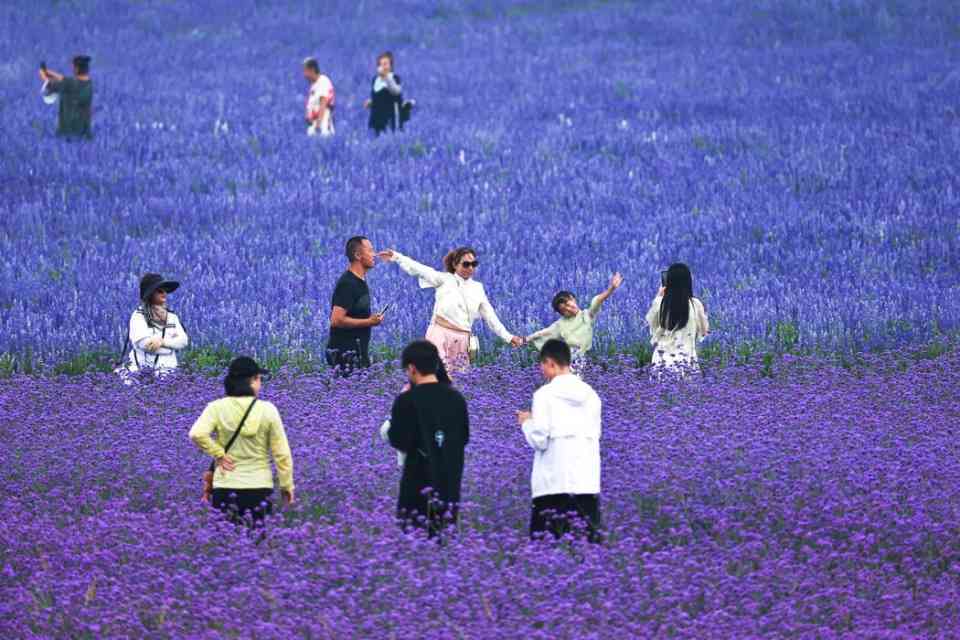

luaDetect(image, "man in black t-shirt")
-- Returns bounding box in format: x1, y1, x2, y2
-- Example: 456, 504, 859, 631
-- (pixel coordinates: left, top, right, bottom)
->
388, 341, 469, 536
39, 55, 93, 139
325, 236, 384, 373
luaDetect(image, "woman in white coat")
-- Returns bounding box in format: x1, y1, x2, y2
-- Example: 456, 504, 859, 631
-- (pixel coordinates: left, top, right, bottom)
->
126, 273, 189, 375
378, 246, 522, 373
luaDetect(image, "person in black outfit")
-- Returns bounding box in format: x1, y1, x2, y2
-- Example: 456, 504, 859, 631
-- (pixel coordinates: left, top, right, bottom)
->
388, 341, 469, 536
326, 236, 384, 373
363, 51, 412, 135
39, 55, 93, 139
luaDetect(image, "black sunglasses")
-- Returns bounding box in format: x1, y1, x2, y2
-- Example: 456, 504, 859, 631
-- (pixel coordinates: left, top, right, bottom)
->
460, 261, 480, 268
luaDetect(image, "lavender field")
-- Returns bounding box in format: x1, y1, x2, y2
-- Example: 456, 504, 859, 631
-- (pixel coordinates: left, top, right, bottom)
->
2, 1, 959, 370
2, 0, 960, 637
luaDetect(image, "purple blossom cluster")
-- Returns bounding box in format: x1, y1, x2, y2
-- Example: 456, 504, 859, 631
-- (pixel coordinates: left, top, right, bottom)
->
2, 2, 959, 370
0, 352, 958, 636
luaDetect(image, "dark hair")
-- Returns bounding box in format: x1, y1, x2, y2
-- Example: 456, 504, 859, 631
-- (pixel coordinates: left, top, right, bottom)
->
539, 339, 572, 367
401, 340, 440, 376
552, 291, 576, 314
659, 263, 694, 331
436, 359, 452, 385
377, 51, 394, 70
345, 236, 368, 262
224, 375, 256, 397
73, 55, 90, 74
303, 57, 319, 74
443, 246, 477, 274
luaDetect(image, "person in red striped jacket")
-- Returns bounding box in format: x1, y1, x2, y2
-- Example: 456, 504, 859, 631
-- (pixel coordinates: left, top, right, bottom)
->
303, 57, 335, 137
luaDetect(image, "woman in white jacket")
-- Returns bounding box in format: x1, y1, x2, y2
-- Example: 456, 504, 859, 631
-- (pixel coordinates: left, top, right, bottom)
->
378, 246, 522, 372
126, 273, 189, 375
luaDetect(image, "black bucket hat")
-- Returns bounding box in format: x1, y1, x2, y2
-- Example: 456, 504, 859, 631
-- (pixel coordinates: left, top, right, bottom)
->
139, 273, 180, 302
227, 356, 271, 380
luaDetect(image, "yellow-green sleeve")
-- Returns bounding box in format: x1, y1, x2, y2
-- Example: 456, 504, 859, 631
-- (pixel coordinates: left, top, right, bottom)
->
528, 320, 560, 351
587, 295, 603, 318
189, 403, 225, 459
268, 407, 295, 491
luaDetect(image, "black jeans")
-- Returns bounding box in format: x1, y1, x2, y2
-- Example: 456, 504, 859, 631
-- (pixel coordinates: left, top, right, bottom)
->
530, 494, 602, 543
398, 502, 459, 540
325, 343, 371, 375
212, 488, 273, 527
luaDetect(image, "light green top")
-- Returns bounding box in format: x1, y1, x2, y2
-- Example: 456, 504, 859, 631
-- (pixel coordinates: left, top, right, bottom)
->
529, 295, 603, 354
189, 397, 294, 491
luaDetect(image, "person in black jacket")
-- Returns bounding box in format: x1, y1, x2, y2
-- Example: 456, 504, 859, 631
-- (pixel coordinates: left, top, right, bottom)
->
363, 51, 412, 135
388, 341, 469, 537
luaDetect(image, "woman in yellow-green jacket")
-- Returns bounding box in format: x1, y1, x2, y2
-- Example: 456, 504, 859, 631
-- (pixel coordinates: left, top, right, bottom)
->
190, 356, 294, 525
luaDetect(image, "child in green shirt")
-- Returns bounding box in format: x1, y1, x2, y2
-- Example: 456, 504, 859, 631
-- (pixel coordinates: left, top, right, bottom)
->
526, 273, 623, 375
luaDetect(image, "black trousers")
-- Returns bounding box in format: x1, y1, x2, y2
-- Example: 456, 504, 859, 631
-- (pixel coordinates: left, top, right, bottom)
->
212, 488, 273, 526
325, 343, 371, 375
398, 501, 459, 539
530, 494, 602, 543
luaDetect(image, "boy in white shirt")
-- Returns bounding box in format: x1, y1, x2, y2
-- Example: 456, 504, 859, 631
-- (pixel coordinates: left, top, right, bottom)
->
303, 57, 335, 137
517, 339, 603, 542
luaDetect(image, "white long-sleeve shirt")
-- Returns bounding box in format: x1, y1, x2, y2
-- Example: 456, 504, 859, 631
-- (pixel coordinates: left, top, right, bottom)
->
392, 252, 514, 342
127, 308, 188, 372
521, 373, 602, 498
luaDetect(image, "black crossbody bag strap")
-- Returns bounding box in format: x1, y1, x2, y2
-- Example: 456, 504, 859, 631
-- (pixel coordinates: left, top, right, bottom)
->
207, 398, 258, 473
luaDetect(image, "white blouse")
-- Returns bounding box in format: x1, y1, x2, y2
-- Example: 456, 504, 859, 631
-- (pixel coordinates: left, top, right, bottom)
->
392, 252, 514, 342
127, 308, 188, 372
645, 296, 709, 370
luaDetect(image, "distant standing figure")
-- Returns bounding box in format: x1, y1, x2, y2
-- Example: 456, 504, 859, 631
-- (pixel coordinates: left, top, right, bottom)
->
378, 247, 523, 373
38, 55, 93, 138
190, 356, 295, 526
326, 236, 384, 373
303, 57, 335, 137
518, 339, 603, 543
645, 263, 709, 374
526, 272, 624, 376
363, 51, 412, 135
126, 273, 188, 375
388, 341, 469, 536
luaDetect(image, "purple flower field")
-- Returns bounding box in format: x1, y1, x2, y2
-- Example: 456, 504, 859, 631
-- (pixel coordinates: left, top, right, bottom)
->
1, 1, 959, 369
2, 1, 960, 637
1, 353, 959, 637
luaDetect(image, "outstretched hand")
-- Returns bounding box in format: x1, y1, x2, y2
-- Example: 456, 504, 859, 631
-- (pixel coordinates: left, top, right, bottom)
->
609, 272, 624, 290
377, 249, 396, 262
510, 336, 524, 348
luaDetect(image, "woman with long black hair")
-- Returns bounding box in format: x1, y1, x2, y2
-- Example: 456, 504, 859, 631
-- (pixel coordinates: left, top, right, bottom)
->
645, 263, 709, 374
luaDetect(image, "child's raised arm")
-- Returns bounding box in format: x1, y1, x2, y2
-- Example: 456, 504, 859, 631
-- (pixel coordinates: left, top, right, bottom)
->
589, 272, 624, 317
